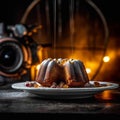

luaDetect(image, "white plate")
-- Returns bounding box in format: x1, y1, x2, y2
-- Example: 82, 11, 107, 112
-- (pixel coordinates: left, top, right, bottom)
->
11, 81, 119, 99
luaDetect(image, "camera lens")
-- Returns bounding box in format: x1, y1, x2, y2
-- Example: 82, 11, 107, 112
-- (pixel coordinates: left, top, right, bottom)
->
1, 46, 17, 67
0, 39, 24, 74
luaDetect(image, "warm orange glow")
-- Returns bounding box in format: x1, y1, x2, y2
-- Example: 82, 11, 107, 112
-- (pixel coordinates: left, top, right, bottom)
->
102, 90, 111, 99
36, 64, 41, 71
30, 64, 41, 81
103, 56, 110, 62
37, 46, 43, 62
86, 68, 91, 74
85, 61, 100, 79
30, 65, 36, 81
100, 90, 113, 100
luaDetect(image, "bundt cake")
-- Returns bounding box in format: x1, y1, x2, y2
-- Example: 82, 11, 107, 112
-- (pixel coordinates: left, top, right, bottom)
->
35, 58, 89, 87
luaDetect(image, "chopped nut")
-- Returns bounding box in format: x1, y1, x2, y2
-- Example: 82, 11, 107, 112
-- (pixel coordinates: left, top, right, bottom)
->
59, 81, 65, 88
50, 82, 57, 88
33, 82, 42, 88
25, 81, 42, 88
63, 84, 69, 88
94, 81, 101, 87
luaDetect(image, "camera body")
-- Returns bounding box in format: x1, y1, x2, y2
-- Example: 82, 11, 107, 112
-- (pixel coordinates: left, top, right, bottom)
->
0, 23, 39, 85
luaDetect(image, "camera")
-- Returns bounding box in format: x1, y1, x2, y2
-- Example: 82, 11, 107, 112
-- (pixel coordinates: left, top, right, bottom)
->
0, 22, 39, 85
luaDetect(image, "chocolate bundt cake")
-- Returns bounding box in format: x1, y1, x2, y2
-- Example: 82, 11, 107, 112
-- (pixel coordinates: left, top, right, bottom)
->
35, 58, 89, 87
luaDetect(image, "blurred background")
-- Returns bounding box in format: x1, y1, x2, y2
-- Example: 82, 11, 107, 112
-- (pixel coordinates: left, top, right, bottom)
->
0, 0, 120, 84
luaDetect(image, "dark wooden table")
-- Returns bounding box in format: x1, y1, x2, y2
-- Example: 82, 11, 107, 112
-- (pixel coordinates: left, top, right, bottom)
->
0, 83, 120, 120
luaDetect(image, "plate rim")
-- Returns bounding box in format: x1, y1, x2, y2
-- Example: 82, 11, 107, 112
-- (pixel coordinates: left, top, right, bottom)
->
11, 81, 119, 91
11, 81, 119, 99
